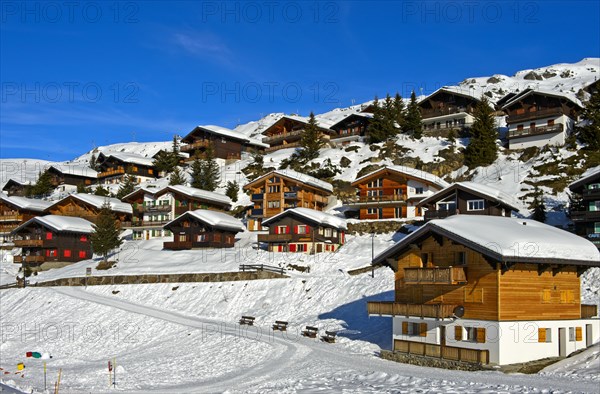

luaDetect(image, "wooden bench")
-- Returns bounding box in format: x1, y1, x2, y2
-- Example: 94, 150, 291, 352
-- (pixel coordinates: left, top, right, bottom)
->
322, 330, 337, 343
239, 316, 255, 326
272, 320, 288, 331
301, 326, 318, 338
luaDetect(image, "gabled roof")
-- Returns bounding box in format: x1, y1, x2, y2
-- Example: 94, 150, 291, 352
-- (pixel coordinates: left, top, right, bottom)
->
352, 165, 449, 189
417, 182, 520, 212
13, 215, 94, 234
167, 185, 232, 208
0, 194, 53, 212
373, 216, 600, 268
569, 166, 600, 191
326, 112, 373, 130
98, 152, 155, 167
418, 87, 484, 106
51, 194, 133, 214
2, 178, 28, 190
164, 209, 244, 232
501, 88, 584, 110
260, 116, 334, 136
243, 169, 334, 193
262, 208, 347, 230
183, 125, 269, 149
49, 164, 98, 178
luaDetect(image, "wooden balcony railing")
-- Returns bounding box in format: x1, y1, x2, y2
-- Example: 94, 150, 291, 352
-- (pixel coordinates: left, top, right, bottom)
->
122, 220, 170, 228
367, 302, 458, 319
403, 267, 467, 285
262, 130, 305, 143
424, 208, 457, 221
344, 194, 407, 205
0, 224, 19, 233
97, 167, 125, 178
13, 239, 44, 247
140, 204, 172, 213
508, 123, 564, 139
257, 233, 293, 242
421, 108, 472, 119
581, 304, 598, 319
264, 142, 300, 153
180, 140, 210, 152
0, 214, 23, 222
570, 210, 600, 222
13, 255, 45, 263
393, 340, 489, 364
506, 108, 563, 123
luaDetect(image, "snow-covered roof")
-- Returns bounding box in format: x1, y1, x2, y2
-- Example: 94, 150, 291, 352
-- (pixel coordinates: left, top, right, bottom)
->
66, 194, 133, 214
13, 215, 94, 234
187, 125, 269, 148
101, 152, 156, 167
0, 194, 53, 212
418, 181, 520, 212
120, 186, 165, 201
49, 164, 98, 178
244, 169, 334, 193
2, 178, 27, 188
569, 166, 600, 191
324, 112, 374, 129
165, 209, 244, 232
263, 208, 347, 230
501, 88, 584, 110
374, 216, 600, 267
167, 185, 232, 207
352, 165, 449, 189
418, 86, 485, 105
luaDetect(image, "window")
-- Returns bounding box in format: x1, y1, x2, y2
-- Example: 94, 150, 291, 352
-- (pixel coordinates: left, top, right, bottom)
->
595, 222, 600, 234
367, 189, 383, 197
560, 290, 575, 304
63, 249, 71, 258
367, 208, 378, 215
46, 232, 53, 240
324, 228, 332, 237
197, 234, 206, 242
297, 243, 307, 252
414, 187, 424, 195
148, 169, 154, 175
367, 178, 383, 188
183, 221, 190, 228
455, 251, 466, 265
296, 225, 308, 235
268, 185, 280, 193
547, 119, 555, 126
276, 226, 289, 234
542, 289, 552, 303
517, 124, 524, 131
465, 327, 486, 343
78, 251, 87, 258
267, 200, 280, 209
589, 183, 600, 190
589, 201, 600, 212
402, 322, 427, 337
467, 200, 485, 211
538, 328, 552, 343
80, 235, 88, 242
46, 249, 57, 257
318, 227, 324, 235
332, 229, 338, 238
569, 327, 576, 342
269, 176, 281, 183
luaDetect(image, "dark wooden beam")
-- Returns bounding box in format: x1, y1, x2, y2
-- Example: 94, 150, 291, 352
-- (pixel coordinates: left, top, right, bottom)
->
537, 264, 552, 276
577, 266, 588, 277
552, 266, 563, 277
501, 262, 516, 274
482, 255, 498, 271
432, 233, 444, 247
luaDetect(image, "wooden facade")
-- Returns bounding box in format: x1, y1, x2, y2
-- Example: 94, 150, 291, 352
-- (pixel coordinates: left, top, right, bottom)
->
261, 117, 334, 153
418, 89, 480, 136
569, 169, 600, 250
329, 114, 371, 145
181, 127, 244, 161
47, 165, 97, 187
0, 196, 51, 243
163, 211, 242, 250
243, 171, 333, 230
96, 153, 157, 184
2, 179, 28, 196
47, 195, 132, 224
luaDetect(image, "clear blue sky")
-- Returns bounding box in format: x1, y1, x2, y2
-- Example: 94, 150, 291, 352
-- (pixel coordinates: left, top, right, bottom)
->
1, 1, 599, 161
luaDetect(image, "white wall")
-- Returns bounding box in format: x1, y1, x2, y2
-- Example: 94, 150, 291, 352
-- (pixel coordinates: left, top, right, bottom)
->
508, 115, 574, 150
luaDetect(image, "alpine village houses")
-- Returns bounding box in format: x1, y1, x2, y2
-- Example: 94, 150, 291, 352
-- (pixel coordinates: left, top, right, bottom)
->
569, 166, 600, 250
46, 193, 133, 224
369, 215, 600, 366
96, 152, 159, 184
181, 125, 268, 161
243, 169, 334, 231
0, 195, 53, 244
12, 215, 94, 269
418, 88, 484, 137
259, 208, 346, 253
163, 210, 244, 250
346, 166, 449, 220
47, 164, 98, 192
327, 113, 373, 146
121, 185, 233, 240
260, 116, 336, 153
418, 182, 520, 221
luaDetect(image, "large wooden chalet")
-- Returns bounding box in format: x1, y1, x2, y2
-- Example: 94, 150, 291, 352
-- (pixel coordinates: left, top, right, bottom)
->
501, 89, 583, 150
418, 88, 483, 136
261, 116, 335, 153
369, 215, 600, 365
2, 179, 28, 196
96, 152, 158, 184
418, 182, 519, 221
243, 169, 334, 231
259, 208, 346, 253
47, 164, 98, 192
121, 185, 232, 240
47, 193, 132, 224
0, 195, 52, 243
327, 113, 373, 146
163, 210, 244, 250
346, 166, 449, 220
181, 125, 268, 162
12, 215, 94, 268
569, 166, 600, 250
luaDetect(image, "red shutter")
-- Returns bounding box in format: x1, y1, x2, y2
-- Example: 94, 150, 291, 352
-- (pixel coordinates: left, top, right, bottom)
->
306, 226, 310, 234
341, 232, 345, 243
63, 249, 71, 258
46, 232, 53, 240
294, 225, 298, 234
275, 226, 279, 234
79, 251, 86, 258
286, 226, 290, 234
289, 244, 297, 252
45, 249, 50, 257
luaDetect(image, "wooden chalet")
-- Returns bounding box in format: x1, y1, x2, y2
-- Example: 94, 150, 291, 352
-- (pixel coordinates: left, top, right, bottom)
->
259, 208, 346, 253
369, 215, 600, 365
121, 185, 232, 240
418, 88, 483, 136
47, 193, 132, 224
96, 152, 158, 184
163, 210, 244, 250
418, 182, 519, 221
47, 164, 98, 191
181, 125, 268, 161
243, 169, 334, 231
501, 89, 583, 150
12, 215, 94, 268
328, 113, 373, 146
346, 166, 449, 220
0, 195, 52, 243
261, 116, 335, 153
2, 179, 28, 196
569, 166, 600, 250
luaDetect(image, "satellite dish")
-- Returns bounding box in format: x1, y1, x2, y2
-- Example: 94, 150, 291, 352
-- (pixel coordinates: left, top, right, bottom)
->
453, 305, 465, 318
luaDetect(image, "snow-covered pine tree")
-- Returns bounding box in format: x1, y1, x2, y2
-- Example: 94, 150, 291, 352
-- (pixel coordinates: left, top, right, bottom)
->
116, 174, 136, 199
578, 89, 600, 150
225, 181, 239, 202
404, 91, 423, 139
90, 202, 123, 263
169, 167, 186, 186
299, 112, 325, 161
464, 96, 497, 168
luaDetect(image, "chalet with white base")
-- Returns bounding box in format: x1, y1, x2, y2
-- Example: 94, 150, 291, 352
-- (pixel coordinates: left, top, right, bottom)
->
418, 88, 484, 136
369, 215, 600, 365
47, 193, 132, 224
97, 152, 158, 184
163, 210, 244, 250
259, 208, 346, 253
0, 195, 52, 243
569, 166, 600, 250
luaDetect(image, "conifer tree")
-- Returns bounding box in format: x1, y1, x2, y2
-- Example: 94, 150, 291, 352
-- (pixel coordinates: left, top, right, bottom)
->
531, 187, 547, 223
91, 203, 123, 262
393, 92, 406, 131
29, 170, 54, 197
299, 112, 325, 161
190, 158, 204, 189
464, 96, 498, 168
94, 185, 110, 197
225, 181, 239, 202
116, 174, 136, 199
169, 167, 186, 186
367, 97, 387, 143
404, 91, 423, 139
200, 145, 220, 191
89, 153, 98, 171
577, 90, 600, 150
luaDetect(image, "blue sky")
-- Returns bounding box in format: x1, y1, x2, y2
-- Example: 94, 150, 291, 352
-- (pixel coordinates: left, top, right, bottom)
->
1, 1, 599, 161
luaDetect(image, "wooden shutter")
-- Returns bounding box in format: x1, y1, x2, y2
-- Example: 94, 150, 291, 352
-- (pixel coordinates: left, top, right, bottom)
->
560, 290, 567, 303
402, 322, 408, 335
306, 226, 310, 234
419, 323, 427, 337
275, 226, 279, 234
542, 289, 551, 303
454, 326, 463, 341
294, 225, 298, 234
538, 328, 546, 343
576, 327, 582, 341
286, 226, 290, 234
476, 327, 486, 343
289, 244, 297, 252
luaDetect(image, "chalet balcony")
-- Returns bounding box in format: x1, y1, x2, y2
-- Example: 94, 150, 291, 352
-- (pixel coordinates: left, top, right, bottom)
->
264, 142, 300, 153
506, 108, 564, 123
141, 204, 172, 213
0, 214, 23, 222
13, 239, 44, 247
257, 233, 293, 243
122, 220, 170, 228
13, 255, 45, 264
424, 208, 457, 221
421, 108, 472, 119
262, 130, 304, 144
250, 209, 264, 217
582, 188, 600, 198
284, 192, 298, 199
570, 210, 600, 222
393, 340, 489, 365
0, 224, 18, 233
251, 193, 264, 200
507, 123, 564, 139
180, 140, 210, 153
581, 304, 598, 318
97, 167, 125, 178
344, 194, 407, 206
367, 301, 458, 319
403, 267, 467, 285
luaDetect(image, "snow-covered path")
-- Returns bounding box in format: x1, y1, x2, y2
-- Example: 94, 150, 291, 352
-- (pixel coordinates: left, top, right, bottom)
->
51, 287, 600, 393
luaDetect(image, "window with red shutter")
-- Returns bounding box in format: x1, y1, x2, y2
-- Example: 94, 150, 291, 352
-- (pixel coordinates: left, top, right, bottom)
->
63, 250, 71, 258
80, 235, 87, 242
78, 251, 86, 258
46, 232, 53, 240
289, 244, 297, 252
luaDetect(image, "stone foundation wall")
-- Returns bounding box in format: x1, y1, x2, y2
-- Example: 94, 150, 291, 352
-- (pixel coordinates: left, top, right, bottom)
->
347, 221, 413, 234
380, 350, 489, 371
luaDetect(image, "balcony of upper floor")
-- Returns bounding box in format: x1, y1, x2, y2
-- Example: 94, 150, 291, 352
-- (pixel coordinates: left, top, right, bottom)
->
97, 166, 126, 178
424, 208, 457, 221
257, 233, 293, 243
507, 123, 564, 139
13, 255, 45, 264
135, 203, 172, 213
403, 266, 467, 285
250, 208, 264, 217
506, 107, 564, 123
0, 213, 24, 222
13, 239, 44, 247
121, 220, 171, 228
570, 210, 600, 222
264, 142, 301, 153
343, 194, 407, 206
180, 140, 210, 153
367, 301, 458, 319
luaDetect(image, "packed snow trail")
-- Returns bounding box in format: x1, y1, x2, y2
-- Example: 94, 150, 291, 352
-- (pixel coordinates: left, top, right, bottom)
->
52, 287, 599, 393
